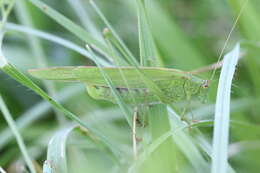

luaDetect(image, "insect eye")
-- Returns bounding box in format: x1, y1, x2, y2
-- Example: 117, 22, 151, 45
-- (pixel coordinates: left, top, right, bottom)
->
202, 80, 210, 88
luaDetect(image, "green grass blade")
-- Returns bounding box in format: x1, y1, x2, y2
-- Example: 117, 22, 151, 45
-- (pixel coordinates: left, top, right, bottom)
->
103, 28, 130, 66
194, 132, 236, 173
104, 38, 138, 104
4, 23, 111, 66
141, 105, 176, 172
228, 0, 260, 99
67, 0, 103, 42
129, 125, 186, 172
168, 107, 210, 172
135, 0, 162, 66
27, 0, 110, 57
130, 106, 209, 172
186, 98, 253, 121
89, 0, 139, 66
0, 94, 36, 173
0, 62, 122, 159
15, 0, 66, 124
145, 1, 205, 70
211, 44, 240, 173
0, 85, 83, 149
86, 45, 133, 126
15, 0, 47, 68
45, 126, 77, 173
0, 0, 15, 30
85, 1, 170, 102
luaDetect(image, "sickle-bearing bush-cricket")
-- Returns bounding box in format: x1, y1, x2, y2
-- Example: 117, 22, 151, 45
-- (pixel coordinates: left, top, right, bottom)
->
28, 66, 209, 105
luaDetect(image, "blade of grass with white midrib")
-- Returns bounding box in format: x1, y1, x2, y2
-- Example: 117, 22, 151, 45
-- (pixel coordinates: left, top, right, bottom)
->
211, 44, 240, 173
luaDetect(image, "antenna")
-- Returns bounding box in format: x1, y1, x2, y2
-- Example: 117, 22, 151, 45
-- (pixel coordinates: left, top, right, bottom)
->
209, 0, 248, 81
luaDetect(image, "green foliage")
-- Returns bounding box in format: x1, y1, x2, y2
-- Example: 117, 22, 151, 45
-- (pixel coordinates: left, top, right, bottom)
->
0, 0, 259, 173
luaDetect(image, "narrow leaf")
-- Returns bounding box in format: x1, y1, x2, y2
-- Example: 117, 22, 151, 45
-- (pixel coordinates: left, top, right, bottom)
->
1, 63, 122, 159
4, 23, 110, 66
211, 44, 240, 173
45, 125, 77, 173
136, 0, 161, 66
27, 0, 109, 56
86, 45, 133, 126
0, 94, 36, 173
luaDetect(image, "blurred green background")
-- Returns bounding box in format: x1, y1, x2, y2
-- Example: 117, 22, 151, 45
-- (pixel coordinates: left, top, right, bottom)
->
0, 0, 260, 172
